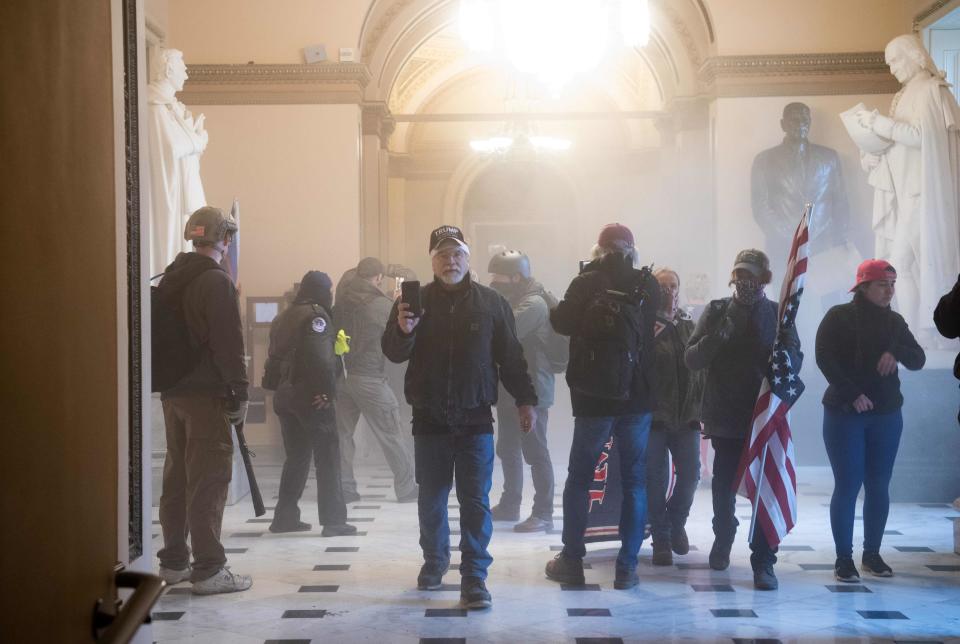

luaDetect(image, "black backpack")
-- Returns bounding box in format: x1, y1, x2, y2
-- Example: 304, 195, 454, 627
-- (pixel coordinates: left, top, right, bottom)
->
566, 267, 651, 400
150, 269, 214, 393
536, 289, 569, 373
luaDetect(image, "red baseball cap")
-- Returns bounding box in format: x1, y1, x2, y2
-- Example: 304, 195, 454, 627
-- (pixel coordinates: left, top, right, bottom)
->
850, 259, 896, 291
597, 223, 634, 249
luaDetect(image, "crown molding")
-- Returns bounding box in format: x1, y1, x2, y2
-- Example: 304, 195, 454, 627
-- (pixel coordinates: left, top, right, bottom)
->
699, 52, 898, 97
914, 0, 960, 29
179, 63, 372, 105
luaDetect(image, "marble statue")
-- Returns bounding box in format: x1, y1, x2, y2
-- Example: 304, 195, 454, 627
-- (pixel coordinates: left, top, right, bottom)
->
751, 102, 849, 267
854, 34, 960, 336
148, 47, 208, 277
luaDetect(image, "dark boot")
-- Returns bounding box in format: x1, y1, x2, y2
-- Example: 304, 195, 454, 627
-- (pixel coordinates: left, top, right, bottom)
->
670, 525, 690, 555
709, 540, 731, 571
491, 504, 520, 522
753, 563, 778, 590
651, 541, 673, 566
545, 552, 585, 585
460, 576, 491, 609
614, 565, 639, 589
269, 520, 311, 533
321, 523, 358, 537
417, 561, 447, 590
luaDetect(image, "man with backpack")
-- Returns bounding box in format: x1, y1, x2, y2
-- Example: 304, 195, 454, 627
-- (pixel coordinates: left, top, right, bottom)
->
154, 206, 252, 595
545, 223, 660, 590
333, 257, 418, 504
488, 251, 564, 533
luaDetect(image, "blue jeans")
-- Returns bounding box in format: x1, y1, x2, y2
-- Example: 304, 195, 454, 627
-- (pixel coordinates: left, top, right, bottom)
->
561, 413, 651, 570
414, 431, 494, 580
645, 427, 701, 544
822, 407, 903, 558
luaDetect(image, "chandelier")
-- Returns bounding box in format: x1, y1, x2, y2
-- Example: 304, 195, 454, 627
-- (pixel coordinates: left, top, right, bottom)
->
458, 0, 650, 92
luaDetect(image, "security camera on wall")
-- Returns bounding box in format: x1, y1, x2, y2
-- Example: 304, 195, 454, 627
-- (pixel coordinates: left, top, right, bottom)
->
303, 44, 327, 64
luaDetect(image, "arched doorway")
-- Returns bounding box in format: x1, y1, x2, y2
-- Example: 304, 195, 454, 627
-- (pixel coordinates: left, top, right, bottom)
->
461, 160, 579, 296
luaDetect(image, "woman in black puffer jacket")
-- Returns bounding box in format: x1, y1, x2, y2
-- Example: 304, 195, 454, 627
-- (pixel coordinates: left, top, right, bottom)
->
816, 259, 925, 584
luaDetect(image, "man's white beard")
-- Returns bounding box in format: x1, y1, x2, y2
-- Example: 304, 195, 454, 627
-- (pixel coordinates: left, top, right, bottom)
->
439, 270, 465, 285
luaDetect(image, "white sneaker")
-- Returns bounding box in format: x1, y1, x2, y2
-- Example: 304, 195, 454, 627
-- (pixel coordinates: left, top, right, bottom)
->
191, 567, 253, 595
158, 566, 191, 585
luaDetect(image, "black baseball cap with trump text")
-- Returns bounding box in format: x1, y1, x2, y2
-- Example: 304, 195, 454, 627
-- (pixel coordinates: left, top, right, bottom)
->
429, 225, 470, 255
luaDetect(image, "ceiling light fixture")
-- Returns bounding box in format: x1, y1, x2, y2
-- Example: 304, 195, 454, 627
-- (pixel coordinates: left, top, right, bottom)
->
458, 0, 650, 92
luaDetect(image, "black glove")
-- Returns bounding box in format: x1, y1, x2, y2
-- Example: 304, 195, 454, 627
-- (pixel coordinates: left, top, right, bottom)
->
716, 316, 735, 342
225, 399, 248, 426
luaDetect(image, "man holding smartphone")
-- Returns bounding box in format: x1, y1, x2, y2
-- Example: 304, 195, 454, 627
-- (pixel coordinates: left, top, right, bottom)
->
381, 225, 538, 610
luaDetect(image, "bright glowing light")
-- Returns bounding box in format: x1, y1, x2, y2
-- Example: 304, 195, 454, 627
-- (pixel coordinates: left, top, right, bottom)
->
457, 0, 650, 90
529, 136, 572, 151
459, 0, 495, 52
469, 133, 572, 154
470, 136, 514, 152
620, 0, 650, 47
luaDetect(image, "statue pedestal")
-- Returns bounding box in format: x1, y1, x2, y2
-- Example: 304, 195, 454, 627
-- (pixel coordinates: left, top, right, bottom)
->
151, 394, 251, 508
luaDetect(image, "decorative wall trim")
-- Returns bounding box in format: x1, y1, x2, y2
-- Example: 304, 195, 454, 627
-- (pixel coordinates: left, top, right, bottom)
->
699, 52, 898, 97
180, 63, 372, 105
914, 0, 960, 29
362, 101, 396, 145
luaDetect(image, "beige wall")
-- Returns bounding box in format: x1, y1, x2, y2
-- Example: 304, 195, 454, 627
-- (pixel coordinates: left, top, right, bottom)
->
709, 0, 930, 55
169, 0, 366, 63
195, 103, 362, 297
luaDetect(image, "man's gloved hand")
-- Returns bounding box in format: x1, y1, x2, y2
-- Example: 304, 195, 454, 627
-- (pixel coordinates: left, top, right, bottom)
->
225, 399, 248, 426
716, 316, 735, 342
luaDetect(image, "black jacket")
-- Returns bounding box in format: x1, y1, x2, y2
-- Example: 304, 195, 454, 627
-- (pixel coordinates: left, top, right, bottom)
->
381, 276, 537, 431
934, 273, 960, 380
333, 275, 393, 377
268, 300, 338, 423
652, 312, 704, 431
685, 296, 801, 439
550, 253, 660, 417
816, 295, 925, 413
159, 252, 249, 401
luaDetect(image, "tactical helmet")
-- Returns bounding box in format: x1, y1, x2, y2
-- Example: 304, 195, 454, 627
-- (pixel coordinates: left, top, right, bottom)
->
487, 250, 531, 279
184, 206, 238, 244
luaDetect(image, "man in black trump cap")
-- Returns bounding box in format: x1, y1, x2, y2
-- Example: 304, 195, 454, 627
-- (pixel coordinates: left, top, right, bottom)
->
382, 225, 538, 610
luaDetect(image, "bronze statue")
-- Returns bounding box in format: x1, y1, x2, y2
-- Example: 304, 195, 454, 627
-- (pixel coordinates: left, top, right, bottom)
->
751, 102, 849, 265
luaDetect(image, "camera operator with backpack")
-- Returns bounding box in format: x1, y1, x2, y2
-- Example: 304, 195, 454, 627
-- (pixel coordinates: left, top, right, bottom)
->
488, 251, 568, 533
545, 223, 660, 590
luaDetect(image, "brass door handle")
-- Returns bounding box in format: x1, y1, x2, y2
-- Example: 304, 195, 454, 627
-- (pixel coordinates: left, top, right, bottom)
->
94, 569, 165, 643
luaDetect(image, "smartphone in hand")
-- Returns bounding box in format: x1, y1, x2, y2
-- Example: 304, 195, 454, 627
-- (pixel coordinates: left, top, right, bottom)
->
400, 280, 422, 318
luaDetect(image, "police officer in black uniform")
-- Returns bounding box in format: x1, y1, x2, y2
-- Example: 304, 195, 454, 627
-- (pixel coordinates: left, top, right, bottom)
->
267, 271, 357, 537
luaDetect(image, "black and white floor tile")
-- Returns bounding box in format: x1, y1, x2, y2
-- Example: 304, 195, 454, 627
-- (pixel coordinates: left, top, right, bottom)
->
152, 459, 960, 643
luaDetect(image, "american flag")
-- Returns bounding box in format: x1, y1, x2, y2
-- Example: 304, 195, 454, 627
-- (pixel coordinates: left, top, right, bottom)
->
734, 204, 810, 548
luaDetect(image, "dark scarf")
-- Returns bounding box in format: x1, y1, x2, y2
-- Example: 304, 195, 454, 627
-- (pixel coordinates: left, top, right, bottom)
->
733, 278, 766, 306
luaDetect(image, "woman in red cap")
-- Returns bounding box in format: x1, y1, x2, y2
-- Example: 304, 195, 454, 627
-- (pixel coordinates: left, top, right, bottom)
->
815, 259, 925, 583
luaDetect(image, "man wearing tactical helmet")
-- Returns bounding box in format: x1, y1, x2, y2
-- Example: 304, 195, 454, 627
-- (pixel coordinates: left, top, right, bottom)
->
156, 205, 253, 595
487, 250, 557, 533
